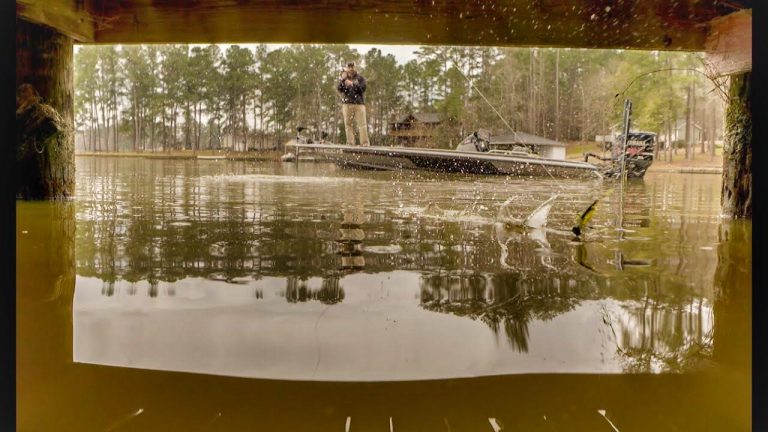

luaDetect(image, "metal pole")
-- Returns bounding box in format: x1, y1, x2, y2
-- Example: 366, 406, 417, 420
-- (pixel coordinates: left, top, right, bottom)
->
620, 99, 632, 184
618, 99, 632, 239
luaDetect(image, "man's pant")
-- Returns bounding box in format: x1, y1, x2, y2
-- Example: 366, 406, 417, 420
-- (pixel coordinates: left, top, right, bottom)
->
342, 104, 370, 146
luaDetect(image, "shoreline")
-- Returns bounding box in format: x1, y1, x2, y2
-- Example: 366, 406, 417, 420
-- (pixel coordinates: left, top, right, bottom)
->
76, 151, 281, 161
647, 166, 723, 174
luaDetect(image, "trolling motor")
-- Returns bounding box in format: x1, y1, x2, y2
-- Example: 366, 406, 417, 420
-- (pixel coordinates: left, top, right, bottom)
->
295, 126, 329, 145
296, 126, 311, 144
282, 126, 311, 162
456, 129, 491, 153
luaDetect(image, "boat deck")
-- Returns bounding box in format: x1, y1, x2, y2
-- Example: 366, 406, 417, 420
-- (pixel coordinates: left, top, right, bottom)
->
287, 143, 601, 179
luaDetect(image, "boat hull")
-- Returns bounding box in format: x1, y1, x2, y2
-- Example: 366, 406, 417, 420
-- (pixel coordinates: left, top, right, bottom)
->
288, 144, 601, 179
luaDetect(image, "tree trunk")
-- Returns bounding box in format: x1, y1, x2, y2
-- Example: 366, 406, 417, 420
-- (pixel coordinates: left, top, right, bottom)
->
710, 104, 716, 162
691, 80, 696, 159
242, 96, 248, 151
172, 106, 178, 150
88, 120, 93, 152
685, 82, 692, 160
554, 49, 560, 141
666, 120, 673, 163
184, 101, 191, 150
150, 118, 155, 152
101, 99, 108, 151
161, 109, 167, 150
113, 95, 118, 152
132, 88, 138, 152
528, 50, 534, 133
721, 72, 751, 218
196, 103, 201, 151
15, 19, 75, 200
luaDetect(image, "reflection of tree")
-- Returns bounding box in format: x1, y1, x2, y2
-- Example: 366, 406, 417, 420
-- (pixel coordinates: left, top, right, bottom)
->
611, 295, 714, 373
419, 272, 581, 352
284, 276, 345, 305
337, 207, 366, 271
75, 181, 507, 282
711, 221, 751, 374
73, 164, 728, 371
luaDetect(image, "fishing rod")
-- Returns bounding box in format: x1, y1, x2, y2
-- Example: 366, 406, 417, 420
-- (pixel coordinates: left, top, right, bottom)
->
617, 99, 631, 240
457, 68, 570, 198
458, 67, 630, 239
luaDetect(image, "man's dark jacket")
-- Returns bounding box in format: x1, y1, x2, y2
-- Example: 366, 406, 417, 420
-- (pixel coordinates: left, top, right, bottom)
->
337, 74, 367, 105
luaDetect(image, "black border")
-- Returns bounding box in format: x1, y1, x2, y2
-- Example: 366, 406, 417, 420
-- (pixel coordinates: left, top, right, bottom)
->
4, 4, 763, 432
751, 1, 766, 431
2, 4, 15, 432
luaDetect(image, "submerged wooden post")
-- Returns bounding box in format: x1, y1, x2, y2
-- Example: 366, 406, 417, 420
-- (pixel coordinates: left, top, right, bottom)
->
15, 19, 75, 200
712, 220, 751, 376
721, 72, 752, 218
705, 10, 752, 219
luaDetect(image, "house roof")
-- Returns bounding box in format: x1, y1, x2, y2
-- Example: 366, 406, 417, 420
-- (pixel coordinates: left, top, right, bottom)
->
392, 112, 443, 124
490, 131, 566, 147
673, 119, 704, 130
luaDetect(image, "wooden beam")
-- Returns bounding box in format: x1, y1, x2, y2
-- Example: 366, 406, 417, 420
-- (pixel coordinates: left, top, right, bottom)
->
16, 0, 95, 42
89, 0, 732, 50
705, 9, 752, 76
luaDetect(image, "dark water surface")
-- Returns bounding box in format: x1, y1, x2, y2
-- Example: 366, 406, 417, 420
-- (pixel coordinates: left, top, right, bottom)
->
17, 157, 750, 431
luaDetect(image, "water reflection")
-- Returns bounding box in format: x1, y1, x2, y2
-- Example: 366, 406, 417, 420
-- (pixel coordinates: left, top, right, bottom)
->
285, 276, 345, 304
419, 272, 579, 353
337, 207, 366, 271
16, 159, 751, 430
64, 158, 744, 378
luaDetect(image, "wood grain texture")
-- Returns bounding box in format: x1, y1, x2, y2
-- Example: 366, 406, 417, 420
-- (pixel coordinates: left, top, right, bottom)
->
16, 0, 95, 42
705, 9, 751, 76
721, 72, 751, 218
15, 0, 749, 50
84, 0, 738, 50
16, 19, 75, 199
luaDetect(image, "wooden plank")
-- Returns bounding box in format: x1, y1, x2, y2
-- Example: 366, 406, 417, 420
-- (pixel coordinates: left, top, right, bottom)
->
16, 0, 95, 42
705, 9, 752, 76
89, 0, 725, 50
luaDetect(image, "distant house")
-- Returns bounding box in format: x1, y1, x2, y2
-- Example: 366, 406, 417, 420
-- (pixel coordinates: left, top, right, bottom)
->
668, 119, 704, 144
606, 119, 703, 146
388, 112, 443, 147
489, 131, 566, 160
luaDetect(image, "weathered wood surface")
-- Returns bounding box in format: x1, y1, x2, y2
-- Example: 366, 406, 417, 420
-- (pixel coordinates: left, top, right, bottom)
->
16, 0, 95, 42
721, 72, 751, 218
16, 20, 75, 200
12, 0, 742, 50
705, 9, 752, 76
16, 19, 74, 126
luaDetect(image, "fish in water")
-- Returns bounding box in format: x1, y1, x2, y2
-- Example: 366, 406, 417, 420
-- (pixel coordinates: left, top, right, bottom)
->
571, 198, 598, 237
498, 194, 558, 229
495, 195, 559, 265
571, 189, 615, 237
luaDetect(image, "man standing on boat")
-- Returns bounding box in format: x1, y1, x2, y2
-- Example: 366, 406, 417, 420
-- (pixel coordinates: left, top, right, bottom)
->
337, 62, 370, 146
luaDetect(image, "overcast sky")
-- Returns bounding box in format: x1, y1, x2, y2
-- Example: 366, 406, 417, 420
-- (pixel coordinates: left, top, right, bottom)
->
223, 43, 423, 64
76, 43, 423, 65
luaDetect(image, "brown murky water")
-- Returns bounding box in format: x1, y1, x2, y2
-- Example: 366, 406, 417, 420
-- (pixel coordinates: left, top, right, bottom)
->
17, 157, 750, 431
